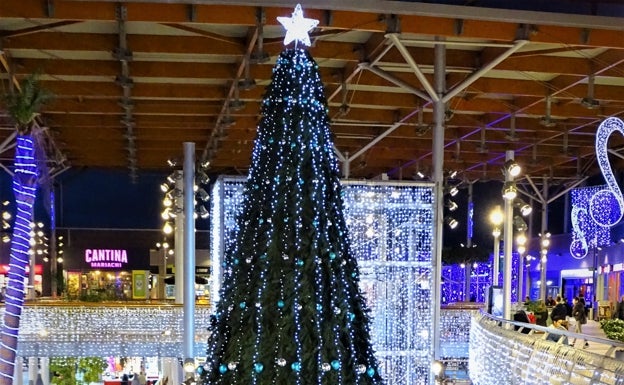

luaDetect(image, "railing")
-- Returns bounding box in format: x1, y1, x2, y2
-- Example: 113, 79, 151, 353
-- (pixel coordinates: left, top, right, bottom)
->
440, 303, 481, 381
470, 311, 624, 384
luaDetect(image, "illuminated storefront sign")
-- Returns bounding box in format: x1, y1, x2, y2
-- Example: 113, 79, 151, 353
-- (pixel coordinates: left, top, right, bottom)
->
85, 249, 128, 268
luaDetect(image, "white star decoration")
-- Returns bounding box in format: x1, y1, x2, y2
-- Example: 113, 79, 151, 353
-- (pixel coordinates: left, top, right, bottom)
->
277, 4, 319, 47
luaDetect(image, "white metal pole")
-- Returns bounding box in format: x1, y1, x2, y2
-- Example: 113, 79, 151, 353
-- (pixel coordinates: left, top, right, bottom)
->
502, 150, 515, 320
183, 142, 196, 366
493, 232, 500, 286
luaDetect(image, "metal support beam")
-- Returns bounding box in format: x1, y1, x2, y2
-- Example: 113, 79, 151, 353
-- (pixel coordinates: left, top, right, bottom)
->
358, 63, 432, 102
387, 33, 439, 102
432, 41, 446, 361
441, 39, 528, 103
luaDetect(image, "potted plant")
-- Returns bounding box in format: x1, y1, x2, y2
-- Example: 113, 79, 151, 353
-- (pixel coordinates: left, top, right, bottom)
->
600, 319, 624, 360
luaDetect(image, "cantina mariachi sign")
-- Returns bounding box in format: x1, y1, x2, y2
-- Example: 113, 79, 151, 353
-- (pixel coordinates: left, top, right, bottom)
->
85, 249, 129, 268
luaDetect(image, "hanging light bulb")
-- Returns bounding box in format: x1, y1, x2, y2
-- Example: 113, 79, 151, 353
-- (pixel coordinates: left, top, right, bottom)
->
163, 222, 174, 235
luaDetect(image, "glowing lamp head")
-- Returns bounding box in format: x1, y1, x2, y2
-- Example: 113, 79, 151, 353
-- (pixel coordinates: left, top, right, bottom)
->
489, 206, 503, 226
504, 159, 521, 177
431, 360, 445, 377
502, 182, 517, 200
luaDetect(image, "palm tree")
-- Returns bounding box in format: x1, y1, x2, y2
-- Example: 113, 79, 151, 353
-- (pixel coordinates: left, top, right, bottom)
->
0, 73, 51, 384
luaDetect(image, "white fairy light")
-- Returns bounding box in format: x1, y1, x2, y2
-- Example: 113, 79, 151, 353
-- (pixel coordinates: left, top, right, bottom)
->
212, 177, 436, 384
12, 305, 212, 357
276, 4, 319, 47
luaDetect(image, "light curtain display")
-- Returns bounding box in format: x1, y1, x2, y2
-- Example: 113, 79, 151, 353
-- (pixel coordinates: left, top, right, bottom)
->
14, 306, 211, 357
211, 177, 436, 385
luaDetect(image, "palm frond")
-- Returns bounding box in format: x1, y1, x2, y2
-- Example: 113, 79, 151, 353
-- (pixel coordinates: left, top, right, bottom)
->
4, 72, 53, 133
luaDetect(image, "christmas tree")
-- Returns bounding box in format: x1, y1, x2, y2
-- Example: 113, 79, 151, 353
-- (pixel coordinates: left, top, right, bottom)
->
202, 5, 383, 385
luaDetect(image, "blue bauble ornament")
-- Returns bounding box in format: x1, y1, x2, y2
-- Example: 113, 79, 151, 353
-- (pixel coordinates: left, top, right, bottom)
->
329, 252, 336, 260
239, 302, 246, 309
331, 360, 341, 370
277, 300, 285, 308
233, 259, 239, 265
296, 260, 304, 267
316, 304, 322, 311
219, 364, 227, 374
291, 362, 301, 371
254, 363, 264, 373
367, 367, 375, 377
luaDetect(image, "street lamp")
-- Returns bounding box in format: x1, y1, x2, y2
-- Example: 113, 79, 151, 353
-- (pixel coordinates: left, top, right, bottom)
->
489, 206, 503, 286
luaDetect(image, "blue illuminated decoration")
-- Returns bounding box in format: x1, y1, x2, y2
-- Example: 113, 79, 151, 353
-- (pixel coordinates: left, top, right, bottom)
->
570, 185, 611, 259
569, 206, 589, 259
0, 136, 37, 377
212, 177, 436, 385
467, 201, 474, 241
590, 117, 624, 227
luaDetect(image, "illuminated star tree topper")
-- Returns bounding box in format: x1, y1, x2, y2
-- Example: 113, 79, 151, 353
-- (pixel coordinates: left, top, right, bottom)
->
277, 4, 319, 47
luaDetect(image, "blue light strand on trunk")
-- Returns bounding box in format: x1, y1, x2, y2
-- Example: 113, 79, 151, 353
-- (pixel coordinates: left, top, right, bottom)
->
0, 136, 38, 380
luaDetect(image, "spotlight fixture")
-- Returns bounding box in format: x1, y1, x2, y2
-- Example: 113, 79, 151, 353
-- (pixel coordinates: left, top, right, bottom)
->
445, 217, 459, 229
183, 358, 196, 373
448, 170, 458, 179
196, 170, 210, 185
513, 215, 528, 232
503, 159, 521, 177
238, 78, 257, 90
167, 158, 177, 167
502, 182, 517, 200
539, 116, 556, 127
228, 99, 246, 111
198, 205, 209, 219
446, 200, 458, 212
515, 200, 532, 216
581, 97, 599, 109
167, 172, 180, 185
449, 186, 459, 197
196, 188, 210, 202
219, 115, 236, 128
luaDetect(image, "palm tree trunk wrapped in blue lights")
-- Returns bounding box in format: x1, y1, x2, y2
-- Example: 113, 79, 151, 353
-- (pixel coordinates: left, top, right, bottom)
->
0, 136, 38, 382
202, 48, 383, 385
0, 73, 50, 384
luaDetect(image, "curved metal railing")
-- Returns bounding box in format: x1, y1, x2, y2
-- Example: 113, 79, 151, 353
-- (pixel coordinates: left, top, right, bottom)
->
469, 311, 624, 384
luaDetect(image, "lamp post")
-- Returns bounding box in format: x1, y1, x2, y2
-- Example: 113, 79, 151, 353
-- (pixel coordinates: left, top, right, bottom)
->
502, 150, 520, 320
489, 206, 503, 286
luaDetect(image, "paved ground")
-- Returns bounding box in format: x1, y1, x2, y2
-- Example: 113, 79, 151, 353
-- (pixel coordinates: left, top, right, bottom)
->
566, 318, 624, 356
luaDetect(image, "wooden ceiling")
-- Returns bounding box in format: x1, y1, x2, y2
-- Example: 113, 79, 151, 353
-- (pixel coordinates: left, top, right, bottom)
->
1, 0, 623, 185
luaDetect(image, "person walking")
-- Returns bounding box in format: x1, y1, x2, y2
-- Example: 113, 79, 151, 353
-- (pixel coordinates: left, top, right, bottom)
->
572, 296, 589, 348
614, 295, 624, 320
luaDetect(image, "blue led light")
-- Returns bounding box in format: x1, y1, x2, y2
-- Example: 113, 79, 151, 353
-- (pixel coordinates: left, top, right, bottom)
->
570, 185, 611, 257
0, 136, 38, 380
